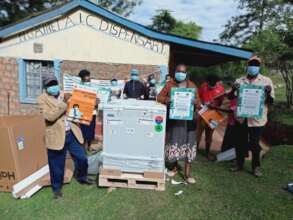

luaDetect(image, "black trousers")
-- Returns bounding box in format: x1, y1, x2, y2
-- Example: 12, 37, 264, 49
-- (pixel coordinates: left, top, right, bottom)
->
248, 126, 264, 170
233, 122, 248, 169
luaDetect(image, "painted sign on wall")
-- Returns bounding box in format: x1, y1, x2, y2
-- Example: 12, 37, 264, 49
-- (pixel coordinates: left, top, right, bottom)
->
17, 10, 167, 55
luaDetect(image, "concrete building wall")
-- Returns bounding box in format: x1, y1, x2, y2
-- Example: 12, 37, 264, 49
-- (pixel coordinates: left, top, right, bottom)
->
0, 10, 170, 66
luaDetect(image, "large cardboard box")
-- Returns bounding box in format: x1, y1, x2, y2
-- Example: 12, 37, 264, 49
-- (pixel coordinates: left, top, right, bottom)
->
0, 115, 47, 192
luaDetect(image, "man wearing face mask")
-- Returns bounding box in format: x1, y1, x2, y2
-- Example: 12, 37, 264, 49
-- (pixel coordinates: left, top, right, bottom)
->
37, 76, 94, 200
157, 64, 201, 184
123, 69, 147, 99
197, 74, 225, 160
146, 74, 157, 100
231, 56, 275, 177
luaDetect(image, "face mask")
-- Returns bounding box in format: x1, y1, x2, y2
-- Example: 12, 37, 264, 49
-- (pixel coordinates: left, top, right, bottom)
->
47, 85, 60, 96
111, 81, 118, 86
175, 72, 187, 82
82, 82, 91, 86
150, 79, 156, 85
247, 66, 260, 76
131, 75, 139, 81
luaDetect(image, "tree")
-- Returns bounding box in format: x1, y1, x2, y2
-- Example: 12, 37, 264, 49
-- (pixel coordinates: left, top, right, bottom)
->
150, 10, 176, 33
98, 0, 142, 17
171, 21, 202, 40
0, 0, 142, 27
150, 10, 202, 39
220, 0, 292, 45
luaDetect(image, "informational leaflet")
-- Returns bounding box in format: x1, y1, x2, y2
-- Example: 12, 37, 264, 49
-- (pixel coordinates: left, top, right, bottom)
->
198, 105, 225, 129
237, 84, 265, 118
169, 88, 195, 120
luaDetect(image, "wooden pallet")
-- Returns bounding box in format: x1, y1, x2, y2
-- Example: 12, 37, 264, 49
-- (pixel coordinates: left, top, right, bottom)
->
99, 168, 165, 191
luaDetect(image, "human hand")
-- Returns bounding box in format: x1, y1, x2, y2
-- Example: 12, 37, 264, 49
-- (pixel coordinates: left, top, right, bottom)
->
63, 93, 71, 103
265, 85, 272, 95
232, 83, 240, 91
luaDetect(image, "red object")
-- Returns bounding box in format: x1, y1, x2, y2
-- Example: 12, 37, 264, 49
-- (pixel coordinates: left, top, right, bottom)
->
198, 82, 225, 106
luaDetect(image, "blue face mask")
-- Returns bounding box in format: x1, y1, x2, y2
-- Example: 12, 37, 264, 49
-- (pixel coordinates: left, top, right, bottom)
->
131, 75, 139, 81
175, 72, 187, 82
150, 79, 156, 85
111, 81, 118, 86
82, 82, 91, 86
47, 85, 60, 96
247, 66, 260, 76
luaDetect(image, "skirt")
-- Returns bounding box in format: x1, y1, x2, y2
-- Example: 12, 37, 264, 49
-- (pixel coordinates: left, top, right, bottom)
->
165, 120, 197, 163
80, 114, 96, 143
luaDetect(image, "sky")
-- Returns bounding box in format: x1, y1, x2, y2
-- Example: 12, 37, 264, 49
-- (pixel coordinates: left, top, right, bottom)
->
129, 0, 241, 42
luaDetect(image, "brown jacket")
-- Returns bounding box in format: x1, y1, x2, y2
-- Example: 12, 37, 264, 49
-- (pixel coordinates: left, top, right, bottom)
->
37, 93, 84, 150
157, 79, 201, 109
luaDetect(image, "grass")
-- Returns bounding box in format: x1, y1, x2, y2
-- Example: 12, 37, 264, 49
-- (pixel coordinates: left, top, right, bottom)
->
0, 146, 292, 220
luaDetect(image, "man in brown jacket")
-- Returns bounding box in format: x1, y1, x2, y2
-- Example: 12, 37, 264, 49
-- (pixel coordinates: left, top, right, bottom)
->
37, 76, 94, 199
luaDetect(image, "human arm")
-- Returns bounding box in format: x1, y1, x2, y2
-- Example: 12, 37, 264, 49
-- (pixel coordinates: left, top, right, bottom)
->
37, 96, 67, 122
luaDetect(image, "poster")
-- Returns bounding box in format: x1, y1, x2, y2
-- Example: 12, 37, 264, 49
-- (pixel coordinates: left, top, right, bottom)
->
237, 84, 265, 118
67, 88, 97, 125
169, 88, 195, 120
198, 105, 225, 129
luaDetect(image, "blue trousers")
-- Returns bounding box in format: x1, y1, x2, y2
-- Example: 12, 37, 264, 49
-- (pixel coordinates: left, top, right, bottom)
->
47, 131, 88, 193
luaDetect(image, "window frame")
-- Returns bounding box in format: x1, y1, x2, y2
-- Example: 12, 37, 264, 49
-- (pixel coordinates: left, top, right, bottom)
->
17, 58, 61, 104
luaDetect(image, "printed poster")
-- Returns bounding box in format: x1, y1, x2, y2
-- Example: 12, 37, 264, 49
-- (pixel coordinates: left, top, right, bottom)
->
237, 84, 265, 119
169, 88, 195, 120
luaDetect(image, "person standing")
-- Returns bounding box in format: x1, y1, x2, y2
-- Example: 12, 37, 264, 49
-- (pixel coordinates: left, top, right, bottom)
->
157, 64, 200, 184
197, 74, 225, 160
231, 56, 274, 177
110, 78, 122, 99
37, 76, 94, 199
78, 69, 97, 152
123, 69, 147, 99
146, 74, 157, 100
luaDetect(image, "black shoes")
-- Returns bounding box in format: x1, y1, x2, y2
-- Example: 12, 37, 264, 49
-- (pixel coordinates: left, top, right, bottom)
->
78, 178, 96, 185
53, 191, 63, 200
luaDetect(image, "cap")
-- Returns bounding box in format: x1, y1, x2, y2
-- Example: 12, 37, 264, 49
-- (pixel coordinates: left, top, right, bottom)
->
130, 69, 139, 75
248, 56, 262, 65
42, 75, 58, 87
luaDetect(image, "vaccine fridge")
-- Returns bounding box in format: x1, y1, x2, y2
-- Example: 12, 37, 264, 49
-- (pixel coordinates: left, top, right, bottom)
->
102, 99, 166, 173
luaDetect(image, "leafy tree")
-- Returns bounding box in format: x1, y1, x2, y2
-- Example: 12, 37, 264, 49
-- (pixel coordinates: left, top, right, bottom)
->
150, 10, 201, 39
220, 0, 292, 45
171, 21, 202, 40
0, 0, 142, 27
150, 10, 176, 33
98, 0, 142, 17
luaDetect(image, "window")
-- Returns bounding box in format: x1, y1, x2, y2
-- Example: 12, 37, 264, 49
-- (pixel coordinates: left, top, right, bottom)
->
18, 59, 61, 104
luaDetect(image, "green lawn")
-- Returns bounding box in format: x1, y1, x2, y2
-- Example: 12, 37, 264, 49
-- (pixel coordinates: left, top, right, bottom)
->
1, 146, 292, 220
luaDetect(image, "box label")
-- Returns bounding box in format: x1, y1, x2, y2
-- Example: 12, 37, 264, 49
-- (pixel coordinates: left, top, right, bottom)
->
16, 137, 25, 150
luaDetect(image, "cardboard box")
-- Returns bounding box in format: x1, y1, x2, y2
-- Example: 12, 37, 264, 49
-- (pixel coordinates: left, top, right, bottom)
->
0, 115, 47, 192
67, 88, 97, 125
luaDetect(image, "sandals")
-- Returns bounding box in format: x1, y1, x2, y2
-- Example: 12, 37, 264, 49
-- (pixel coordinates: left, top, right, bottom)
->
185, 177, 196, 184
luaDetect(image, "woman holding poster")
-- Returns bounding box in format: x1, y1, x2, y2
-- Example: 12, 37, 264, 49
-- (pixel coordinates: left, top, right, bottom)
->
157, 64, 200, 184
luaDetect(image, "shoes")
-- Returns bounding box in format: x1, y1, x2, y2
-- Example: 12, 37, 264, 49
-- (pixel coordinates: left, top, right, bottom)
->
230, 166, 243, 172
53, 191, 63, 200
78, 178, 96, 185
185, 177, 196, 184
253, 167, 262, 177
166, 170, 177, 177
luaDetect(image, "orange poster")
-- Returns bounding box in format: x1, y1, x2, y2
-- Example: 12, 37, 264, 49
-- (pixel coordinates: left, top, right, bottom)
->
199, 106, 225, 129
67, 88, 97, 125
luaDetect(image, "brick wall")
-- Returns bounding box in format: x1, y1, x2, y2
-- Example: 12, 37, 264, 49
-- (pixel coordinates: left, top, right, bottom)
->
0, 57, 162, 116
61, 60, 161, 81
0, 57, 38, 116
